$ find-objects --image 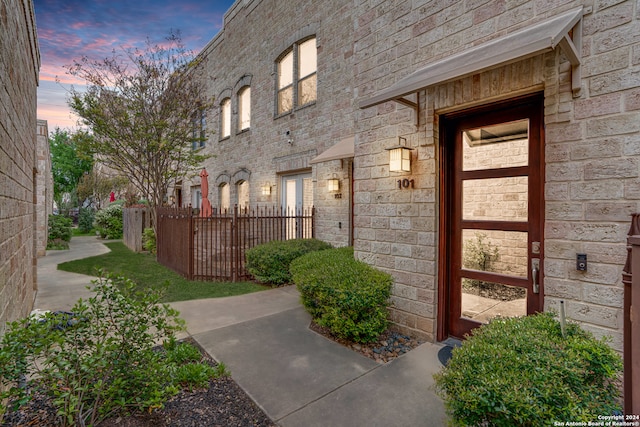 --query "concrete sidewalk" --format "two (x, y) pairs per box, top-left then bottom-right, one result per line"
(35, 235), (448, 426)
(34, 235), (113, 311)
